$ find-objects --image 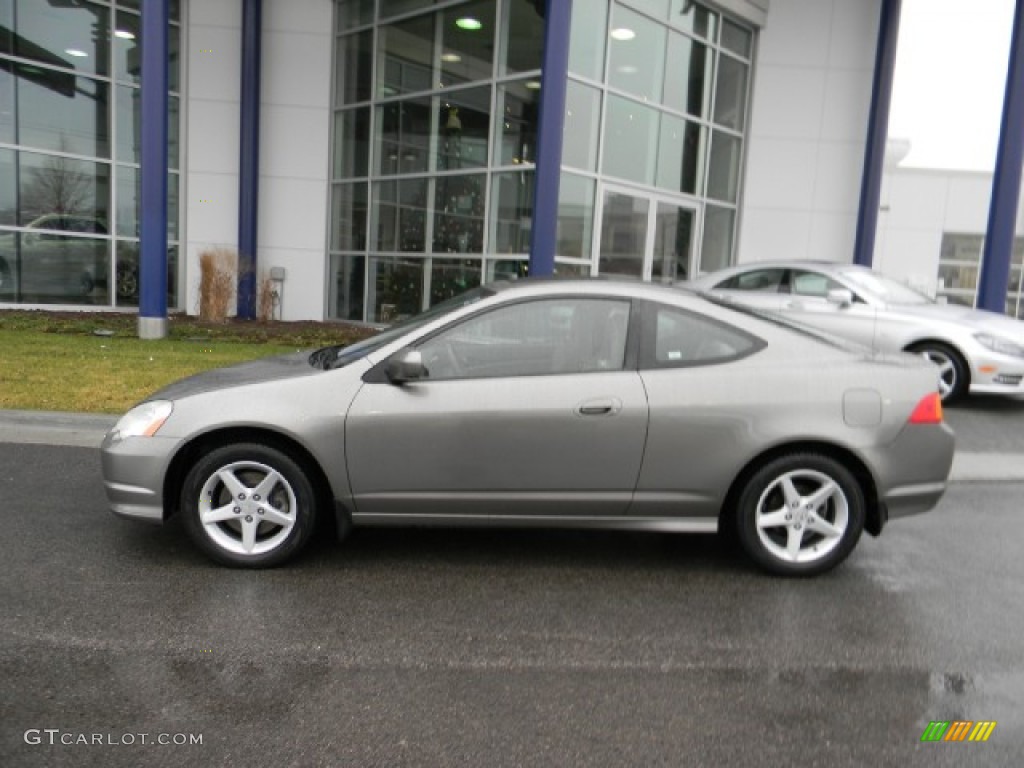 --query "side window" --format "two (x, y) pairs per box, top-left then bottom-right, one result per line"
(791, 270), (843, 298)
(416, 298), (631, 381)
(716, 268), (786, 292)
(641, 302), (761, 368)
